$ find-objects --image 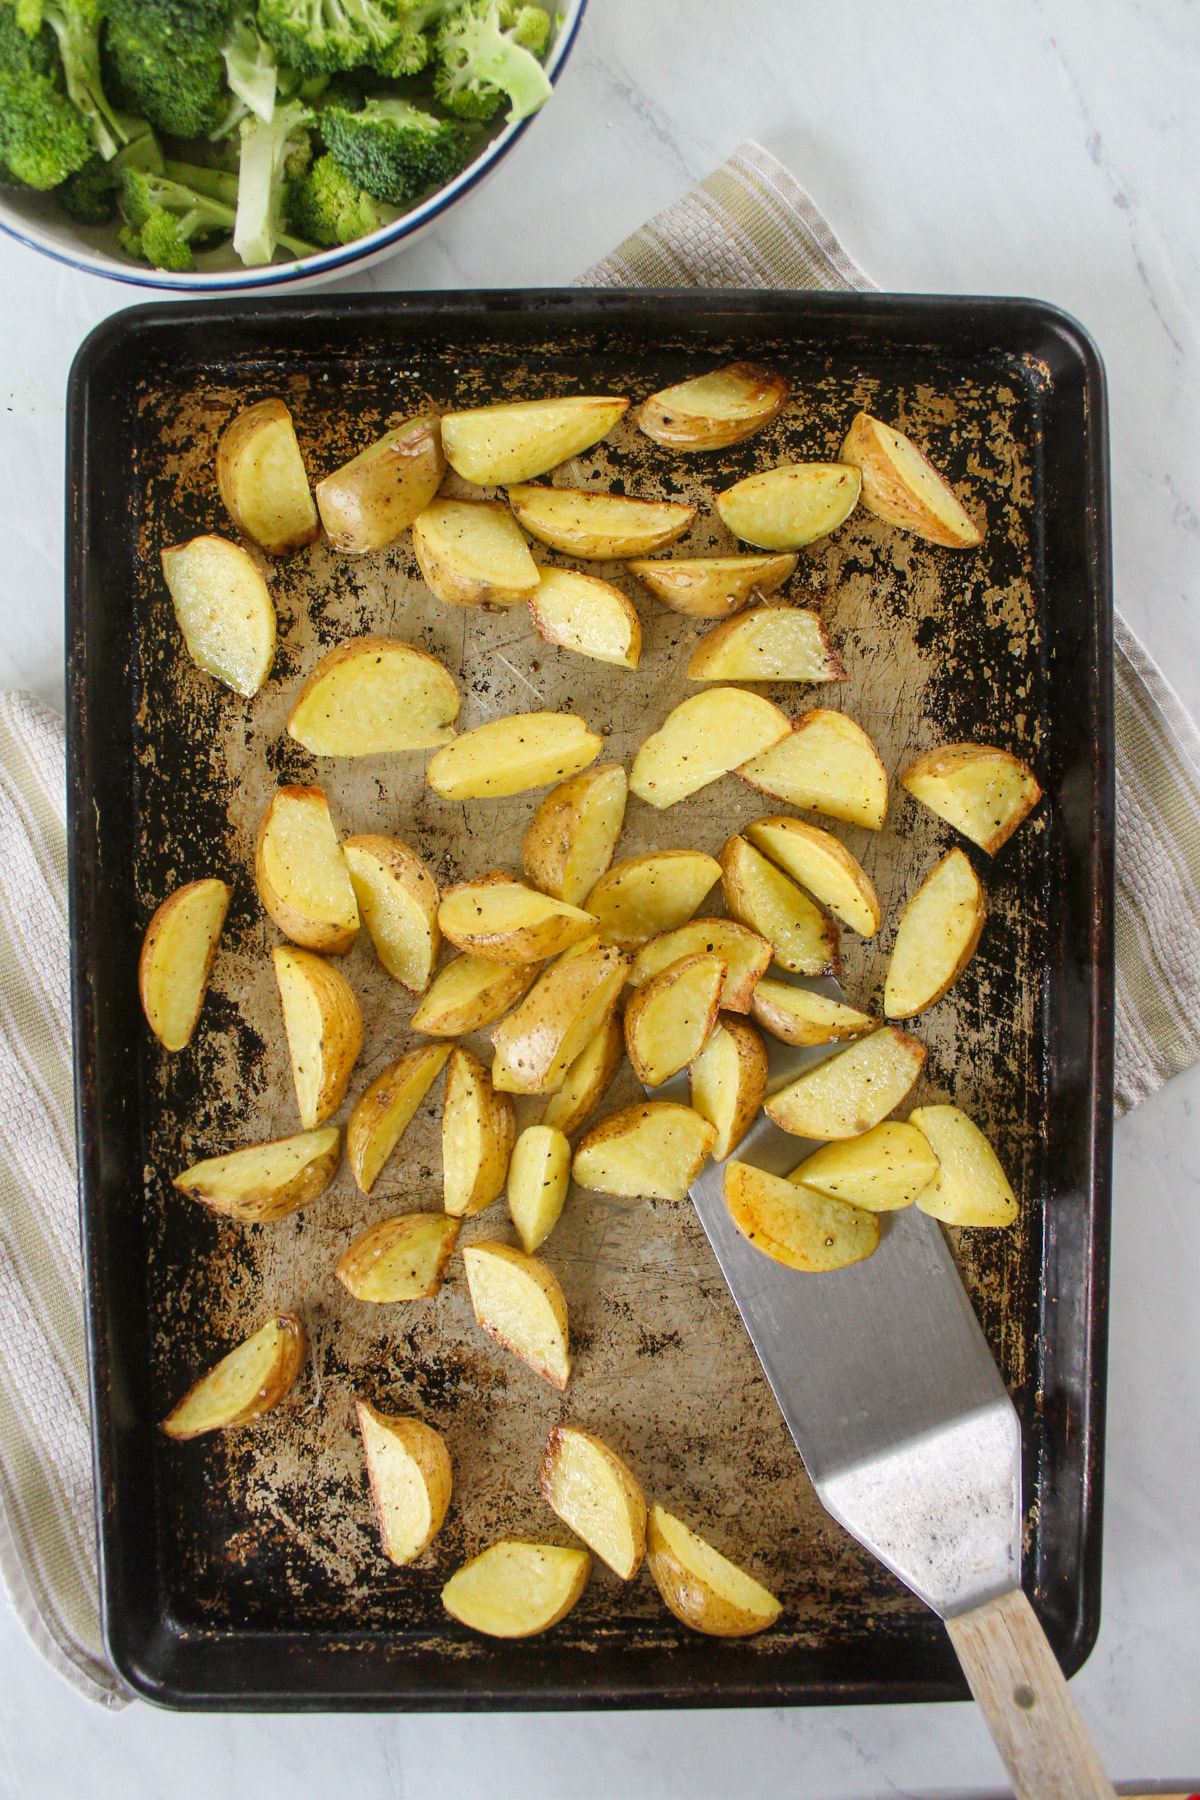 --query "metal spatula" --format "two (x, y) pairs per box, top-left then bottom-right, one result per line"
(655, 976), (1116, 1800)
